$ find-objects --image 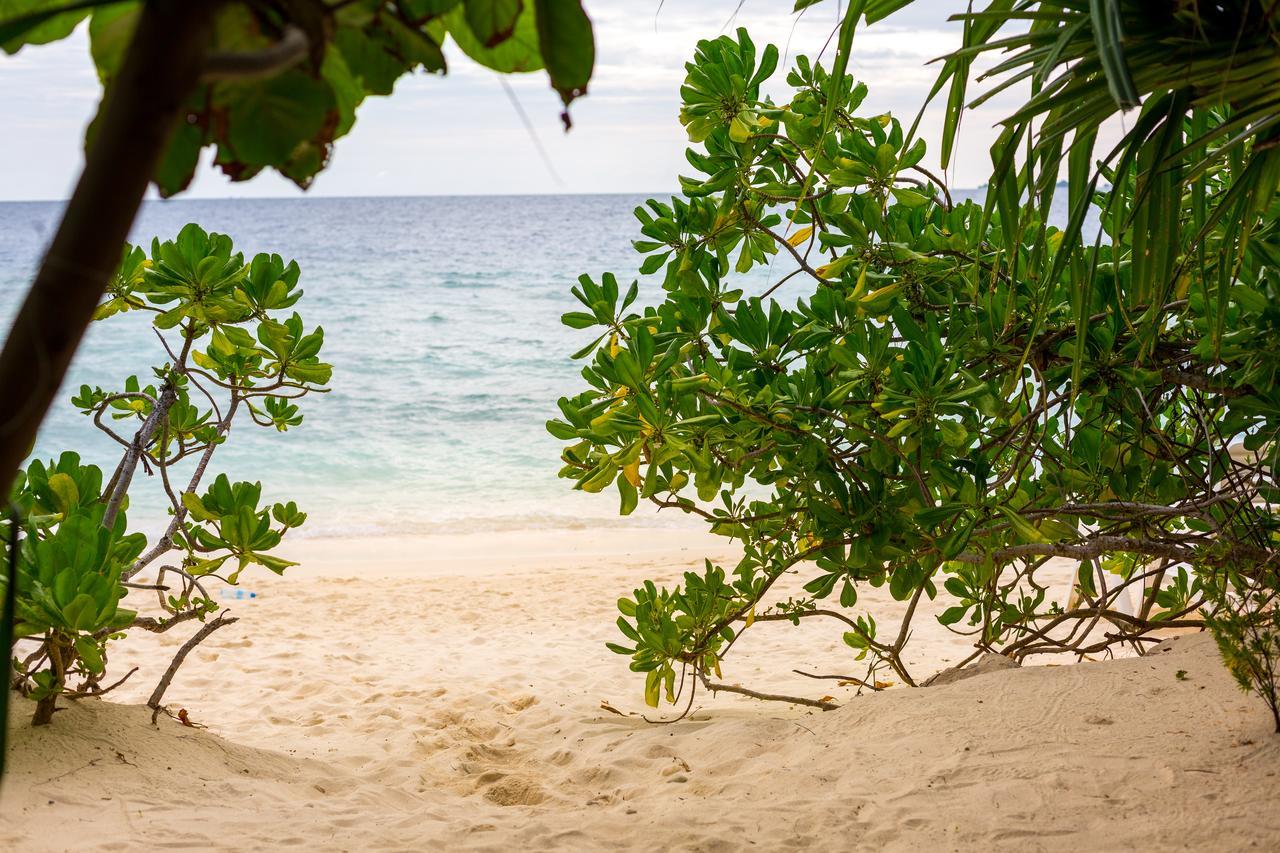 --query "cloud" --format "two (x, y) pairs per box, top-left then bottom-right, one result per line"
(0, 1), (1020, 200)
